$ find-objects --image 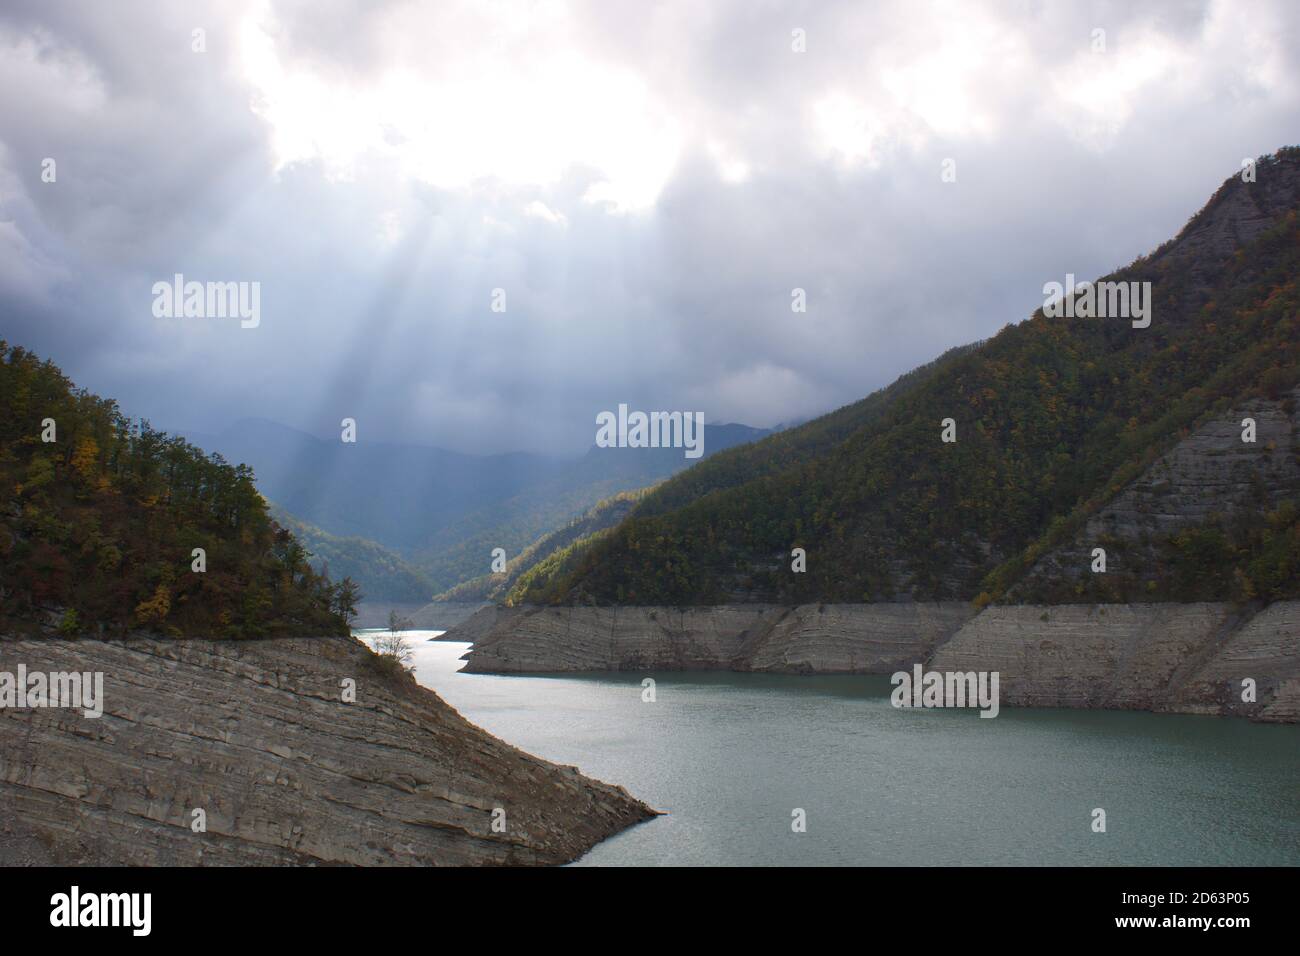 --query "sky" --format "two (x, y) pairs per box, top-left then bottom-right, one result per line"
(1, 0), (1297, 456)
